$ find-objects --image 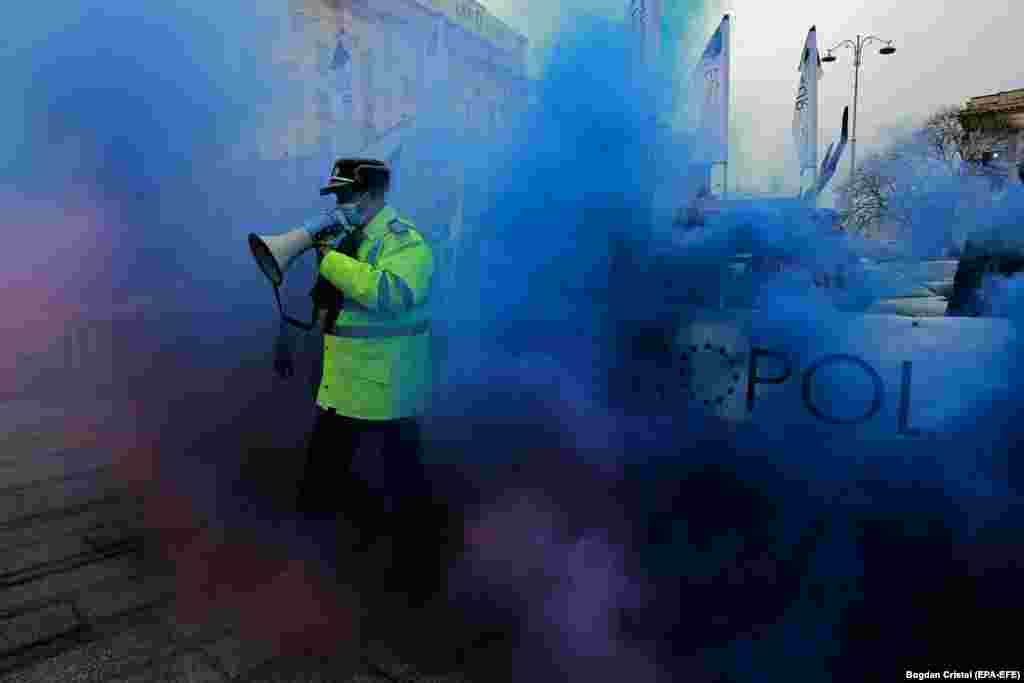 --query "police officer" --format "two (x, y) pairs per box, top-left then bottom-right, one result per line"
(287, 158), (443, 610)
